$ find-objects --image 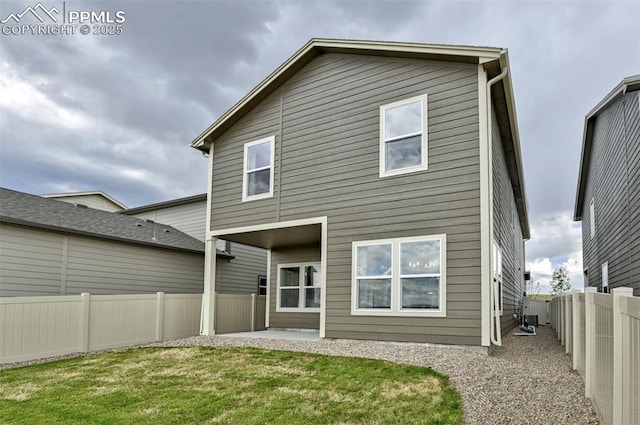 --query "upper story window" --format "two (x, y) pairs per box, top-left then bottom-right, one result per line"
(242, 136), (274, 202)
(589, 197), (595, 239)
(352, 234), (446, 317)
(379, 94), (428, 178)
